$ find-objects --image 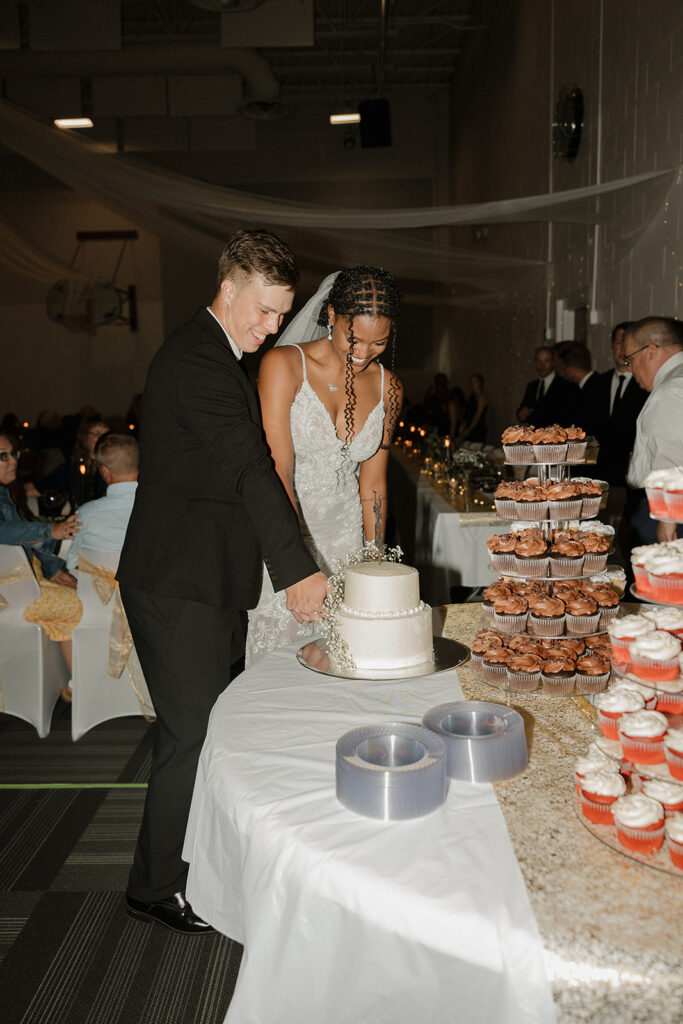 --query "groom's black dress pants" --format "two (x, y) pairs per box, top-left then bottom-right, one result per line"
(121, 583), (239, 903)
